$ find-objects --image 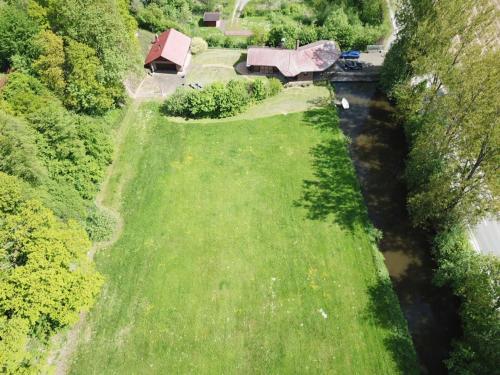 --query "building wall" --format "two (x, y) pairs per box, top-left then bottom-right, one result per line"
(204, 20), (219, 27)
